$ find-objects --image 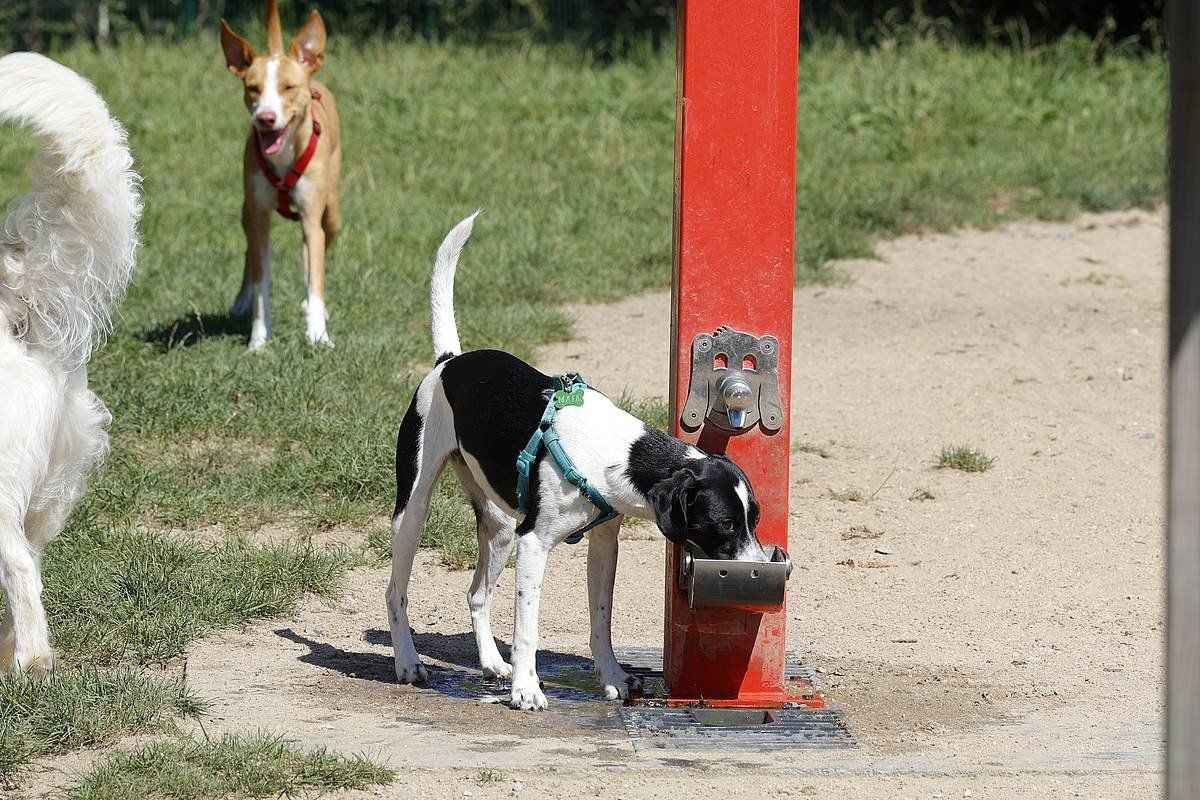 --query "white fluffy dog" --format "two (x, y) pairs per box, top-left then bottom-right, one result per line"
(0, 53), (140, 674)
